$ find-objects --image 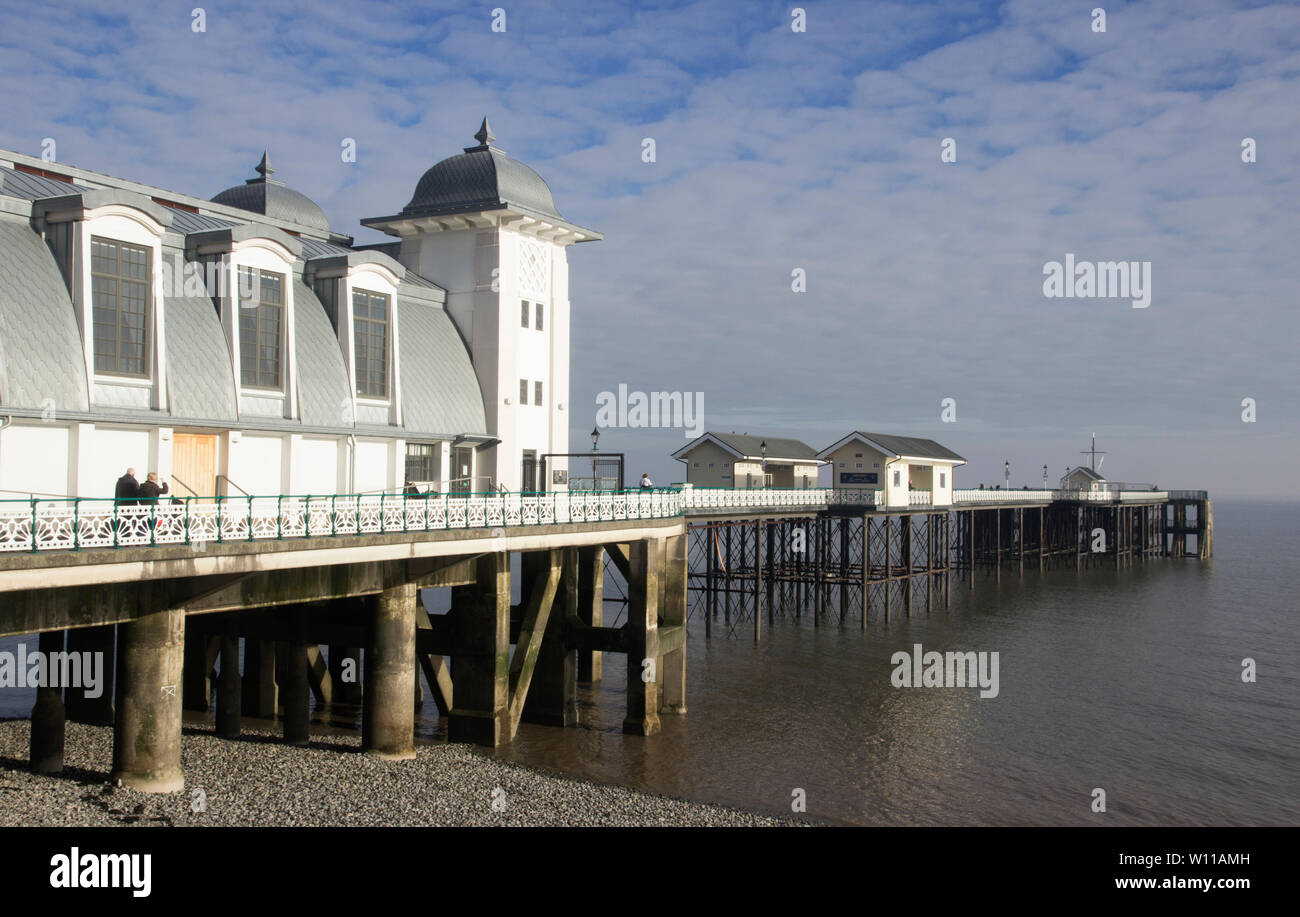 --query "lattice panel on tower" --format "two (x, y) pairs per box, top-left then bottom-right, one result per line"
(517, 236), (551, 300)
